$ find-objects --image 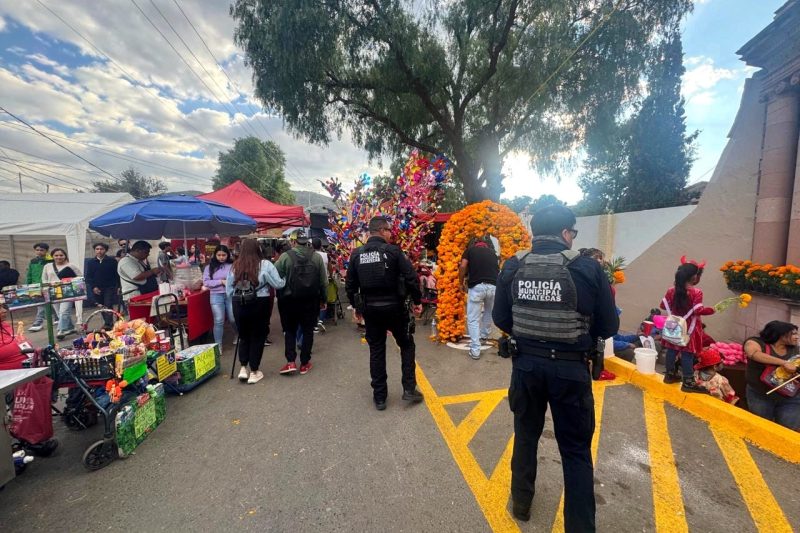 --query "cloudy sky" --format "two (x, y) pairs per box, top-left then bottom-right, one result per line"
(0, 0), (783, 203)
